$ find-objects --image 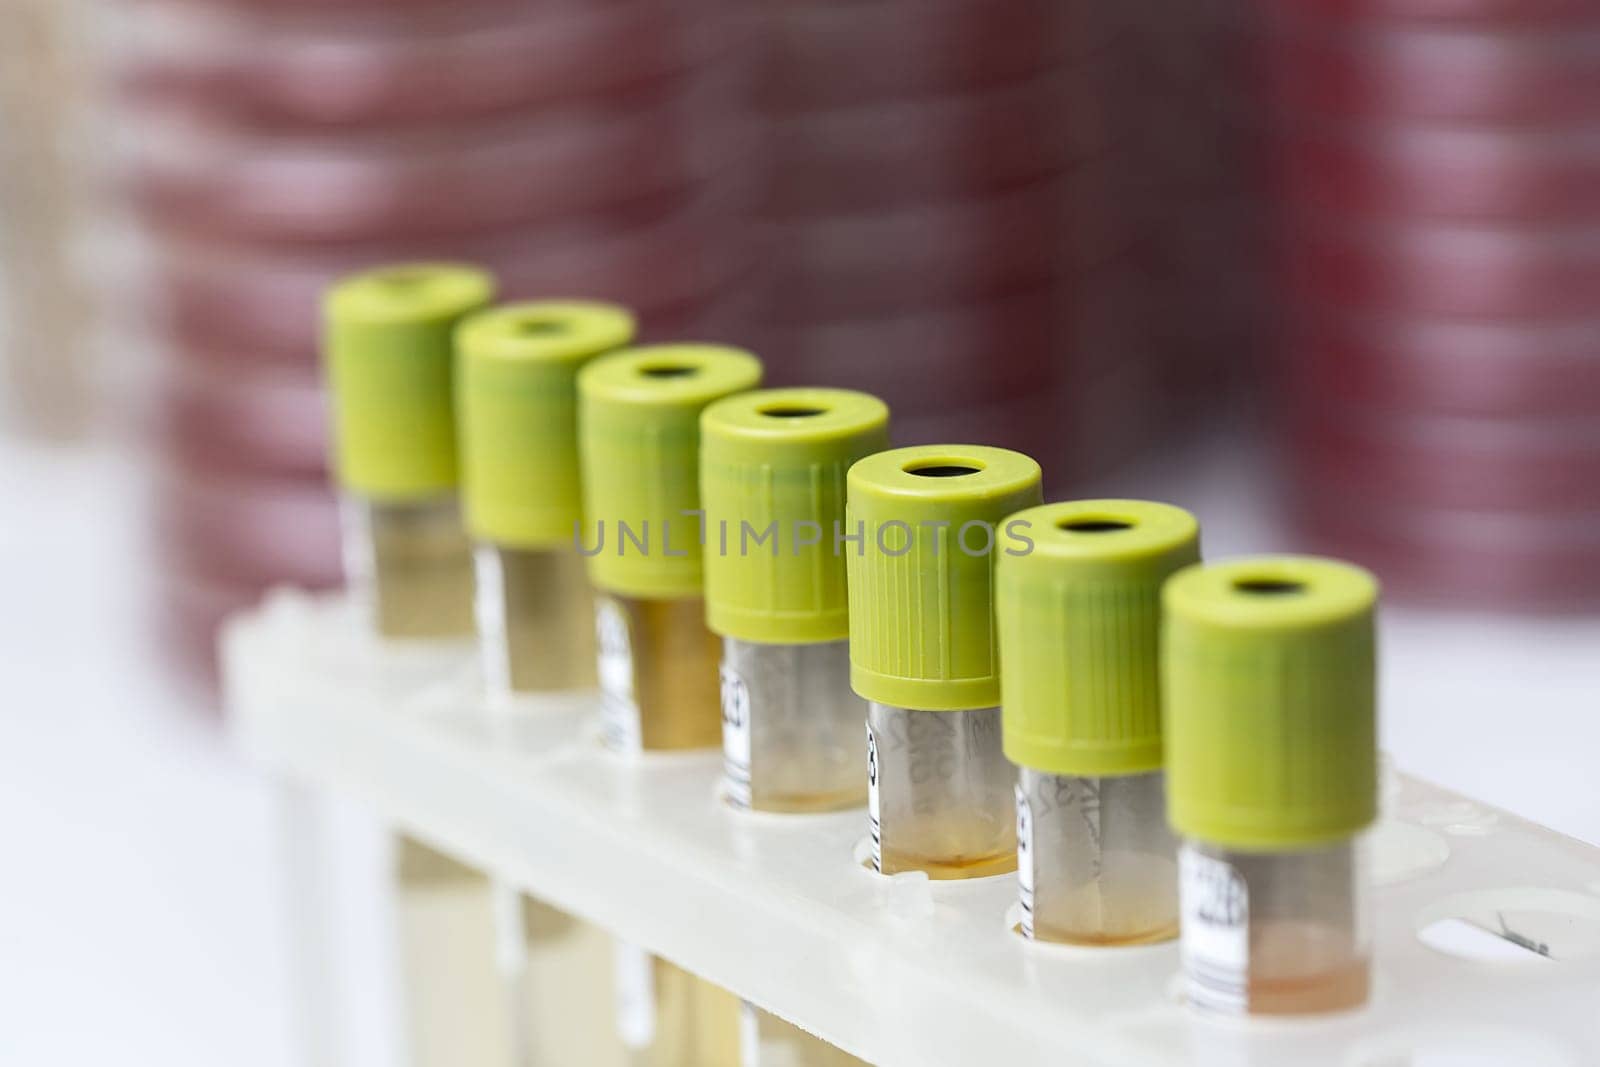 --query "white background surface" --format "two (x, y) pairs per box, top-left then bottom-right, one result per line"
(2, 433), (1596, 1066)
